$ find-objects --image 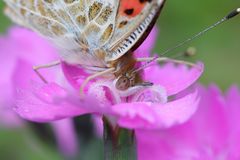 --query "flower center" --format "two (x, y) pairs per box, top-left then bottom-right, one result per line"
(88, 80), (167, 106)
